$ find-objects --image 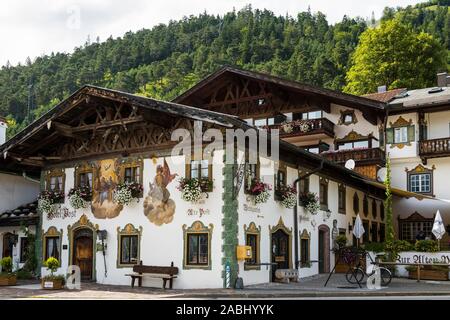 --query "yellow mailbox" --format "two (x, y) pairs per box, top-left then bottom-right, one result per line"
(236, 245), (252, 260)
